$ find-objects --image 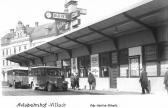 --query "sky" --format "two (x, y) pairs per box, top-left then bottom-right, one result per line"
(0, 0), (152, 38)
